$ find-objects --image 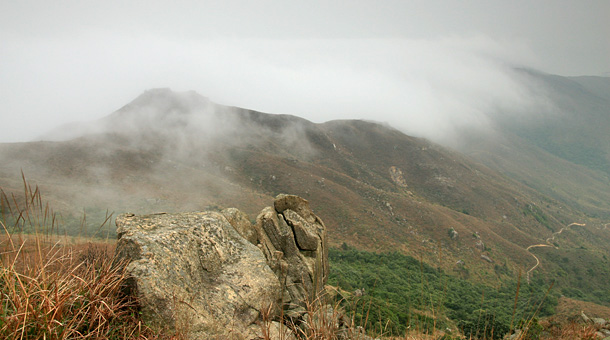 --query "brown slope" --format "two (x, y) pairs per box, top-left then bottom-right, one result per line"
(1, 89), (607, 290)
